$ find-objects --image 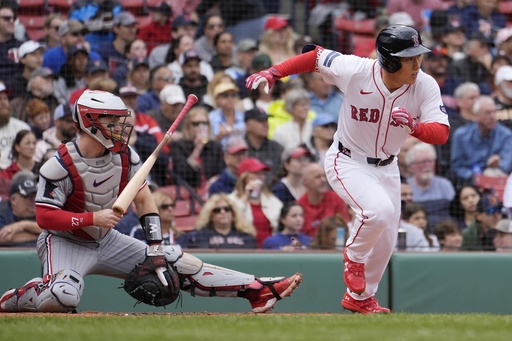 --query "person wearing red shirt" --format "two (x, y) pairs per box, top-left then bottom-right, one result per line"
(297, 162), (349, 237)
(137, 2), (173, 54)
